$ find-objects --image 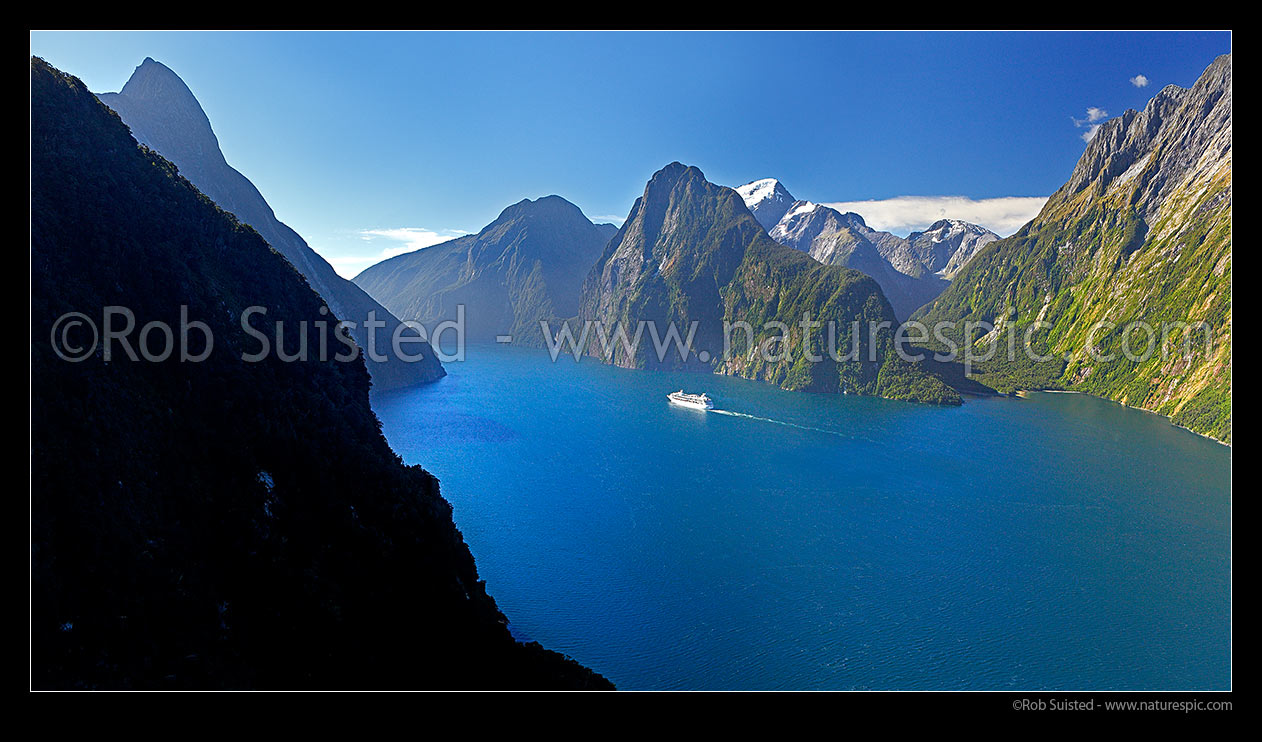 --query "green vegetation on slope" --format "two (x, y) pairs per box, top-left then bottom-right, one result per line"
(914, 56), (1231, 442)
(579, 163), (960, 405)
